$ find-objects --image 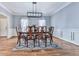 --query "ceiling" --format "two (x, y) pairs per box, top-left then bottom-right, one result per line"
(0, 2), (71, 16)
